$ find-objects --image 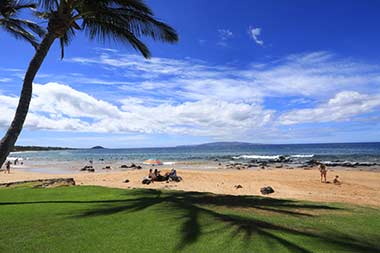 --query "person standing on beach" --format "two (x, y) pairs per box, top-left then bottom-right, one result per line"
(4, 160), (11, 174)
(319, 163), (327, 183)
